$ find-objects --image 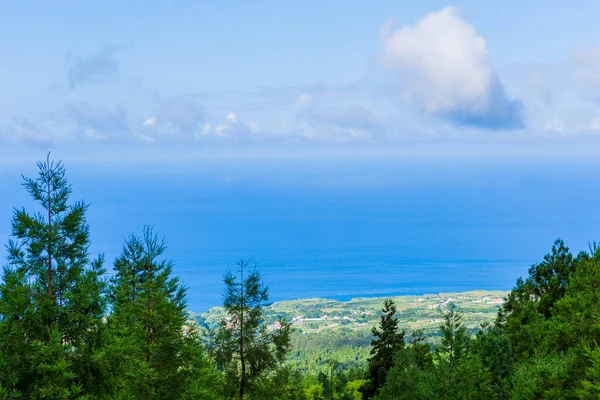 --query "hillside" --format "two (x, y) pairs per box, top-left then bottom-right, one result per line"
(193, 290), (507, 372)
